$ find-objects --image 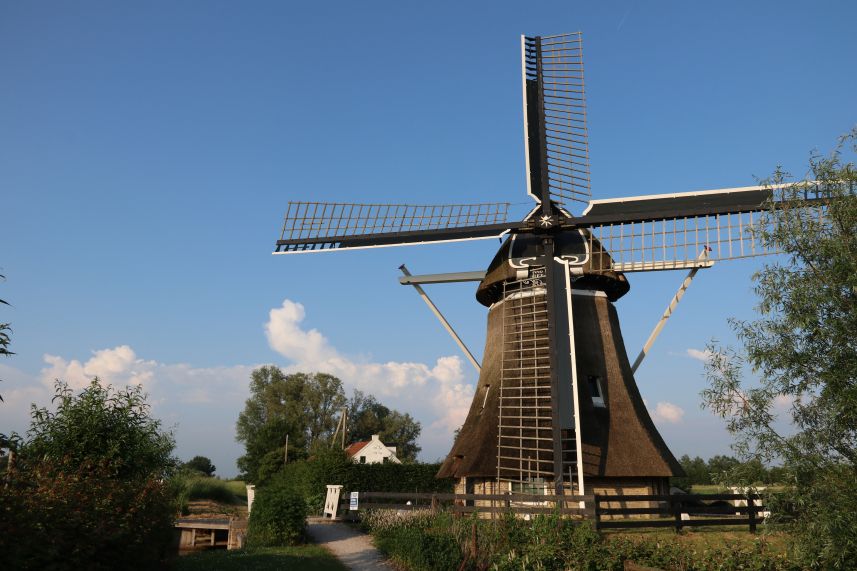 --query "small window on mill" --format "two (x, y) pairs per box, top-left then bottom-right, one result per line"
(588, 375), (605, 408)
